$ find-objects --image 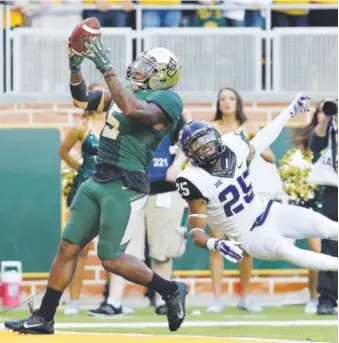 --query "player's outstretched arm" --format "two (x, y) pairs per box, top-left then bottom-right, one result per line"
(68, 43), (109, 112)
(249, 93), (309, 160)
(82, 37), (169, 125)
